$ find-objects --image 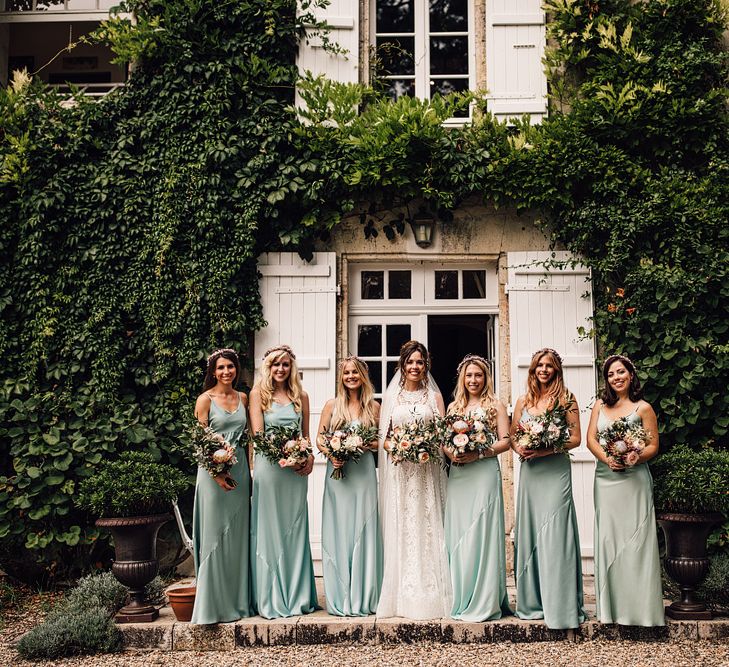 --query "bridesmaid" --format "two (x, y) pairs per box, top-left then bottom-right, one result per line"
(587, 354), (664, 626)
(316, 356), (383, 616)
(511, 347), (585, 629)
(249, 345), (318, 619)
(444, 354), (512, 621)
(191, 348), (253, 624)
